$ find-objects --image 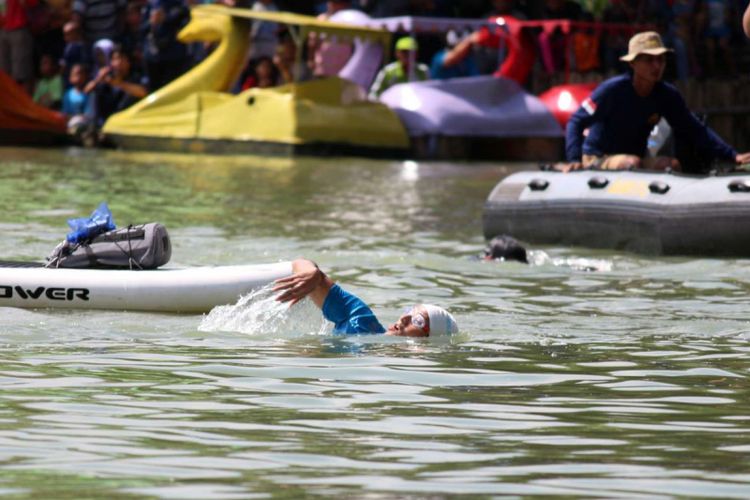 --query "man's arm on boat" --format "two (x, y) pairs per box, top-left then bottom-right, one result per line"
(662, 87), (743, 164)
(565, 98), (599, 162)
